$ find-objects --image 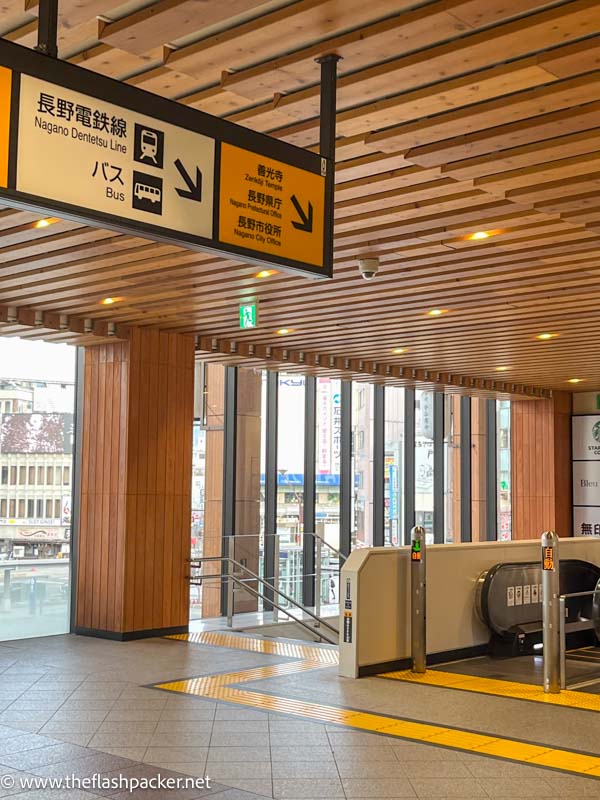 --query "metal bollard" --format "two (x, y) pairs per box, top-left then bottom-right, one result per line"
(411, 525), (427, 674)
(541, 531), (560, 694)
